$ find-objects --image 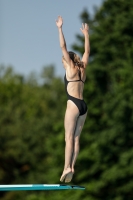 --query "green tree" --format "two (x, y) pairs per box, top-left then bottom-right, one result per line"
(0, 65), (66, 200)
(72, 1), (133, 200)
